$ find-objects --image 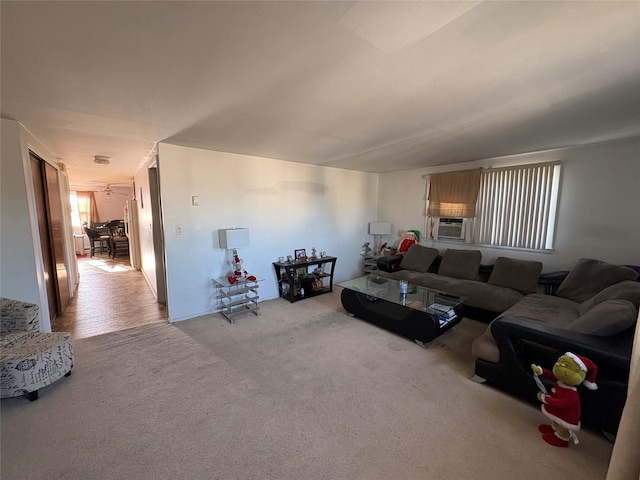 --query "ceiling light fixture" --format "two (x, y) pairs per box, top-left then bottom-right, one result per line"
(94, 155), (110, 165)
